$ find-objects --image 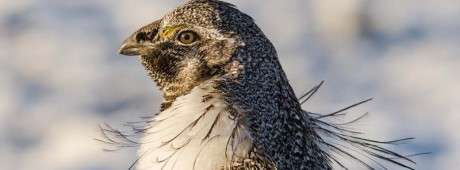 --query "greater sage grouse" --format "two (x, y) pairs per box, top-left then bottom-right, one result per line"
(104, 0), (418, 169)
